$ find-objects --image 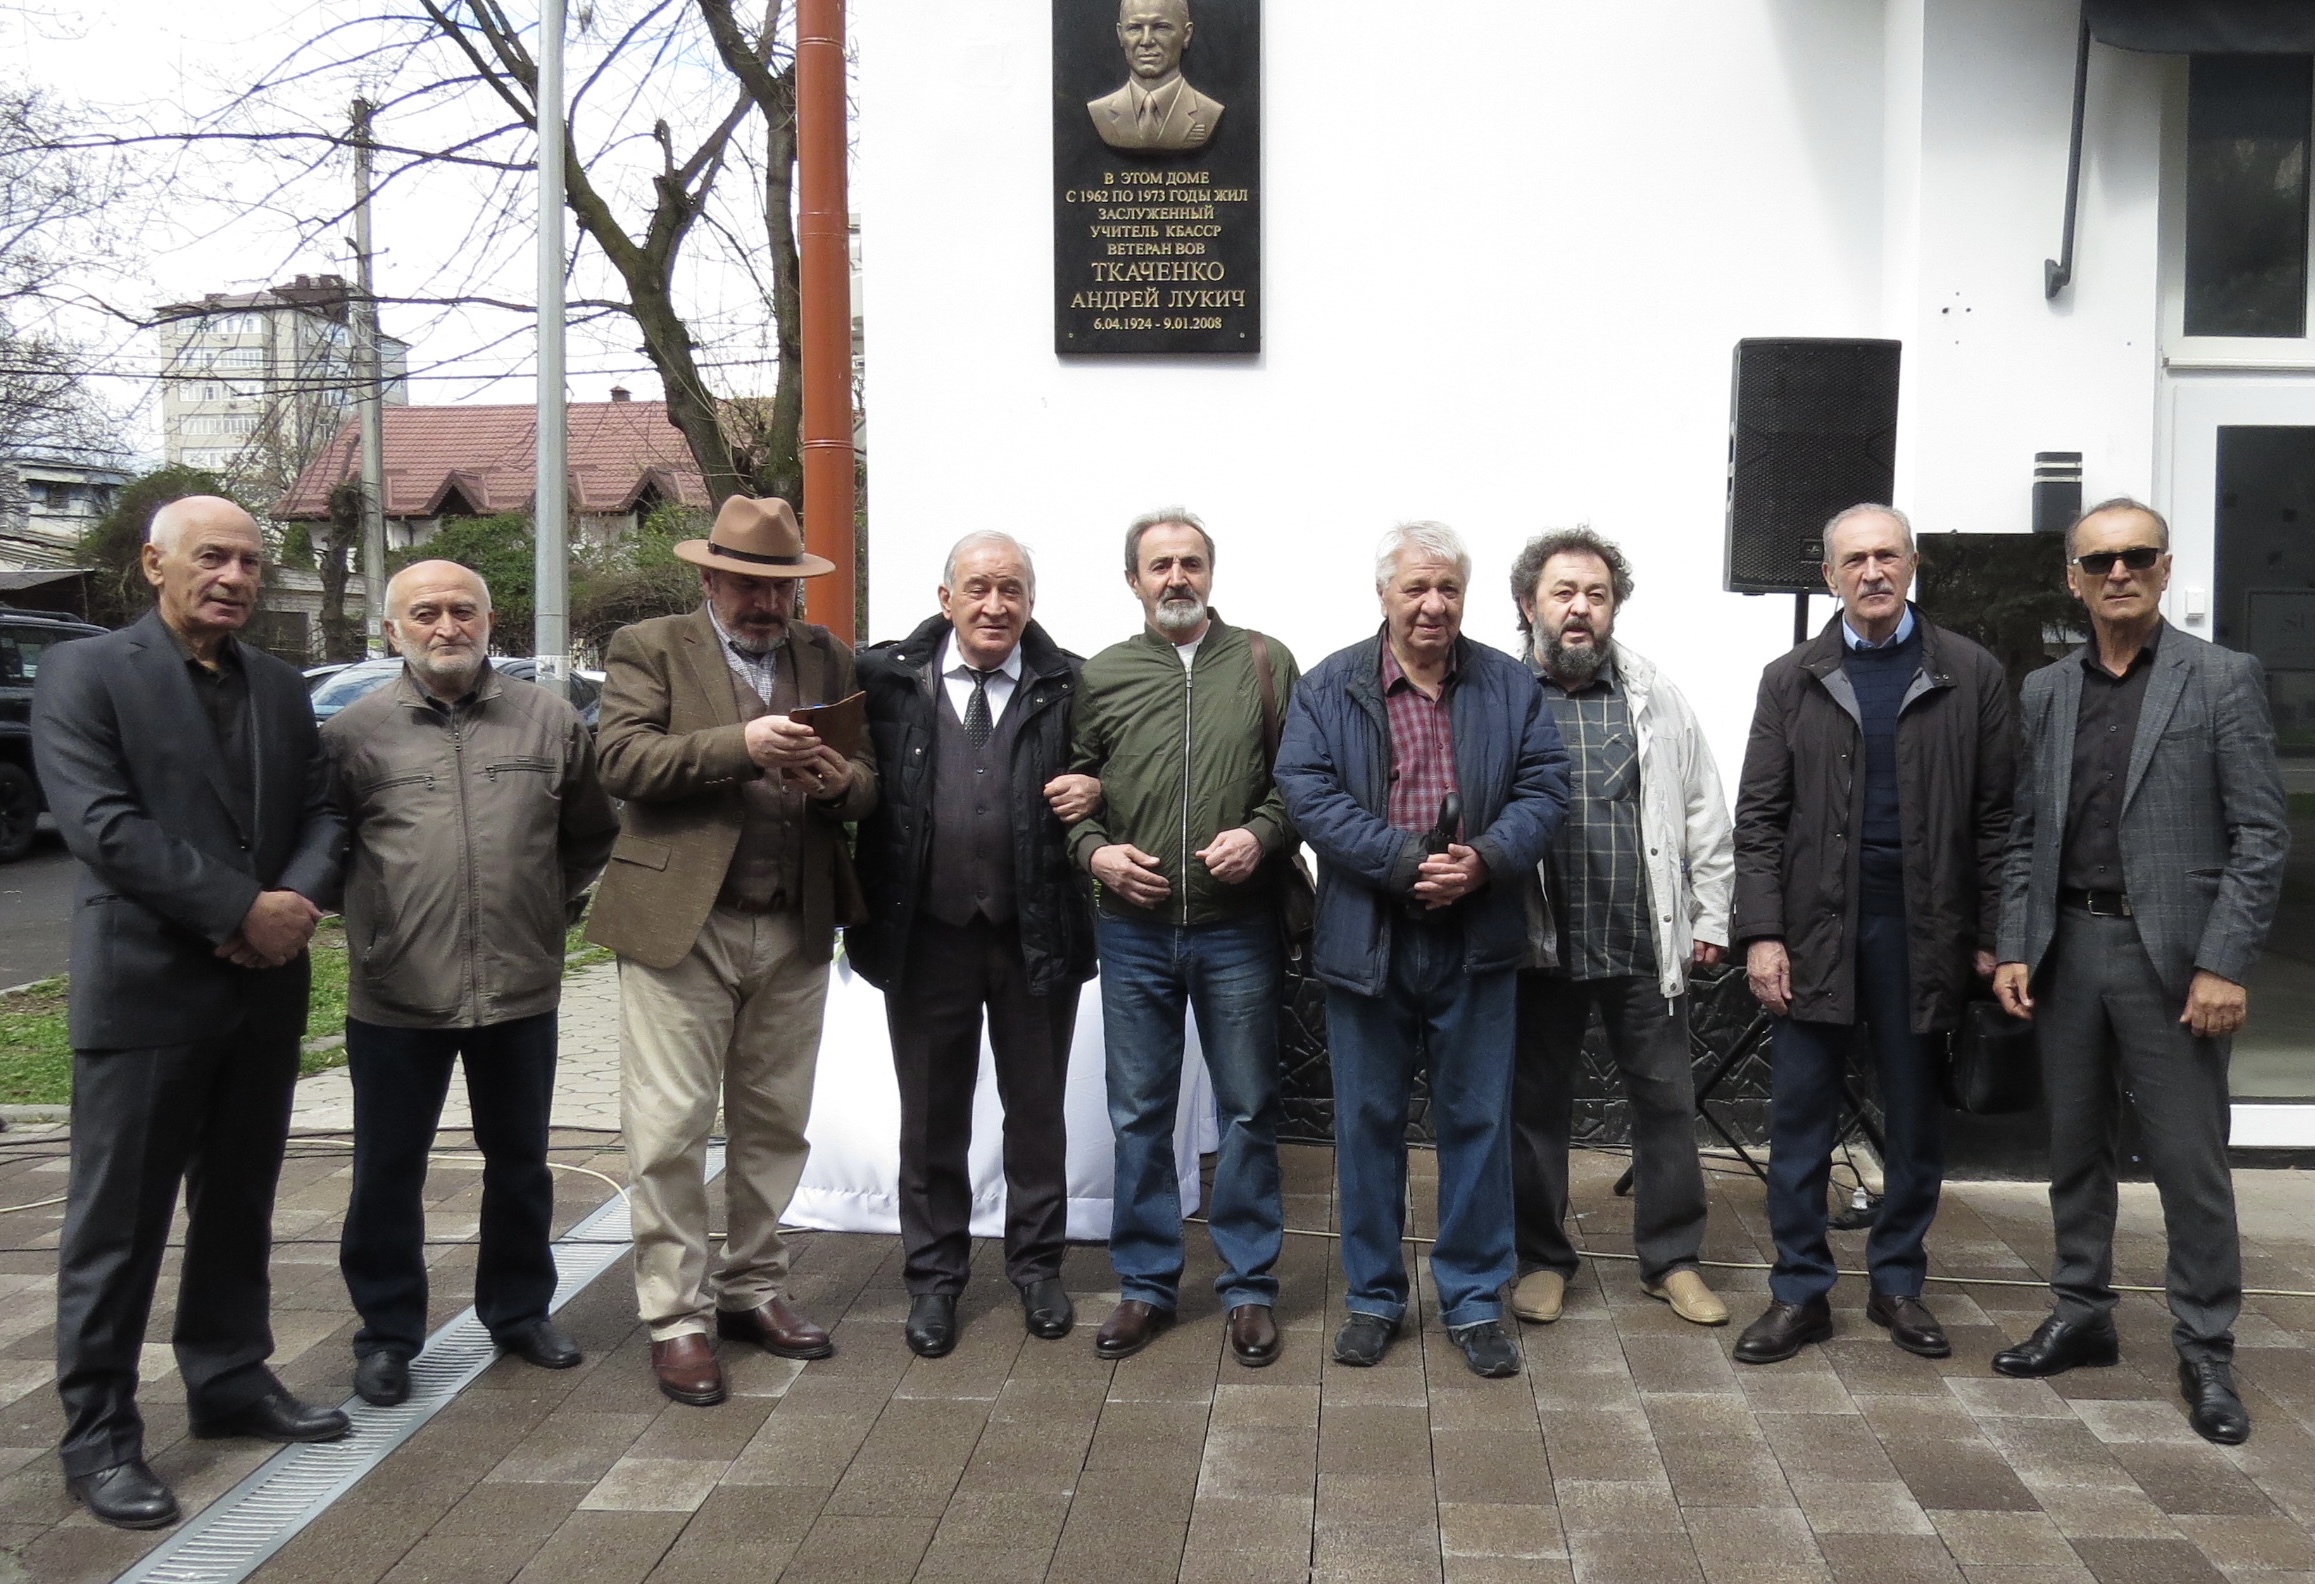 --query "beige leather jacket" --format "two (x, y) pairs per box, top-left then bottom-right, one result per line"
(323, 664), (619, 1028)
